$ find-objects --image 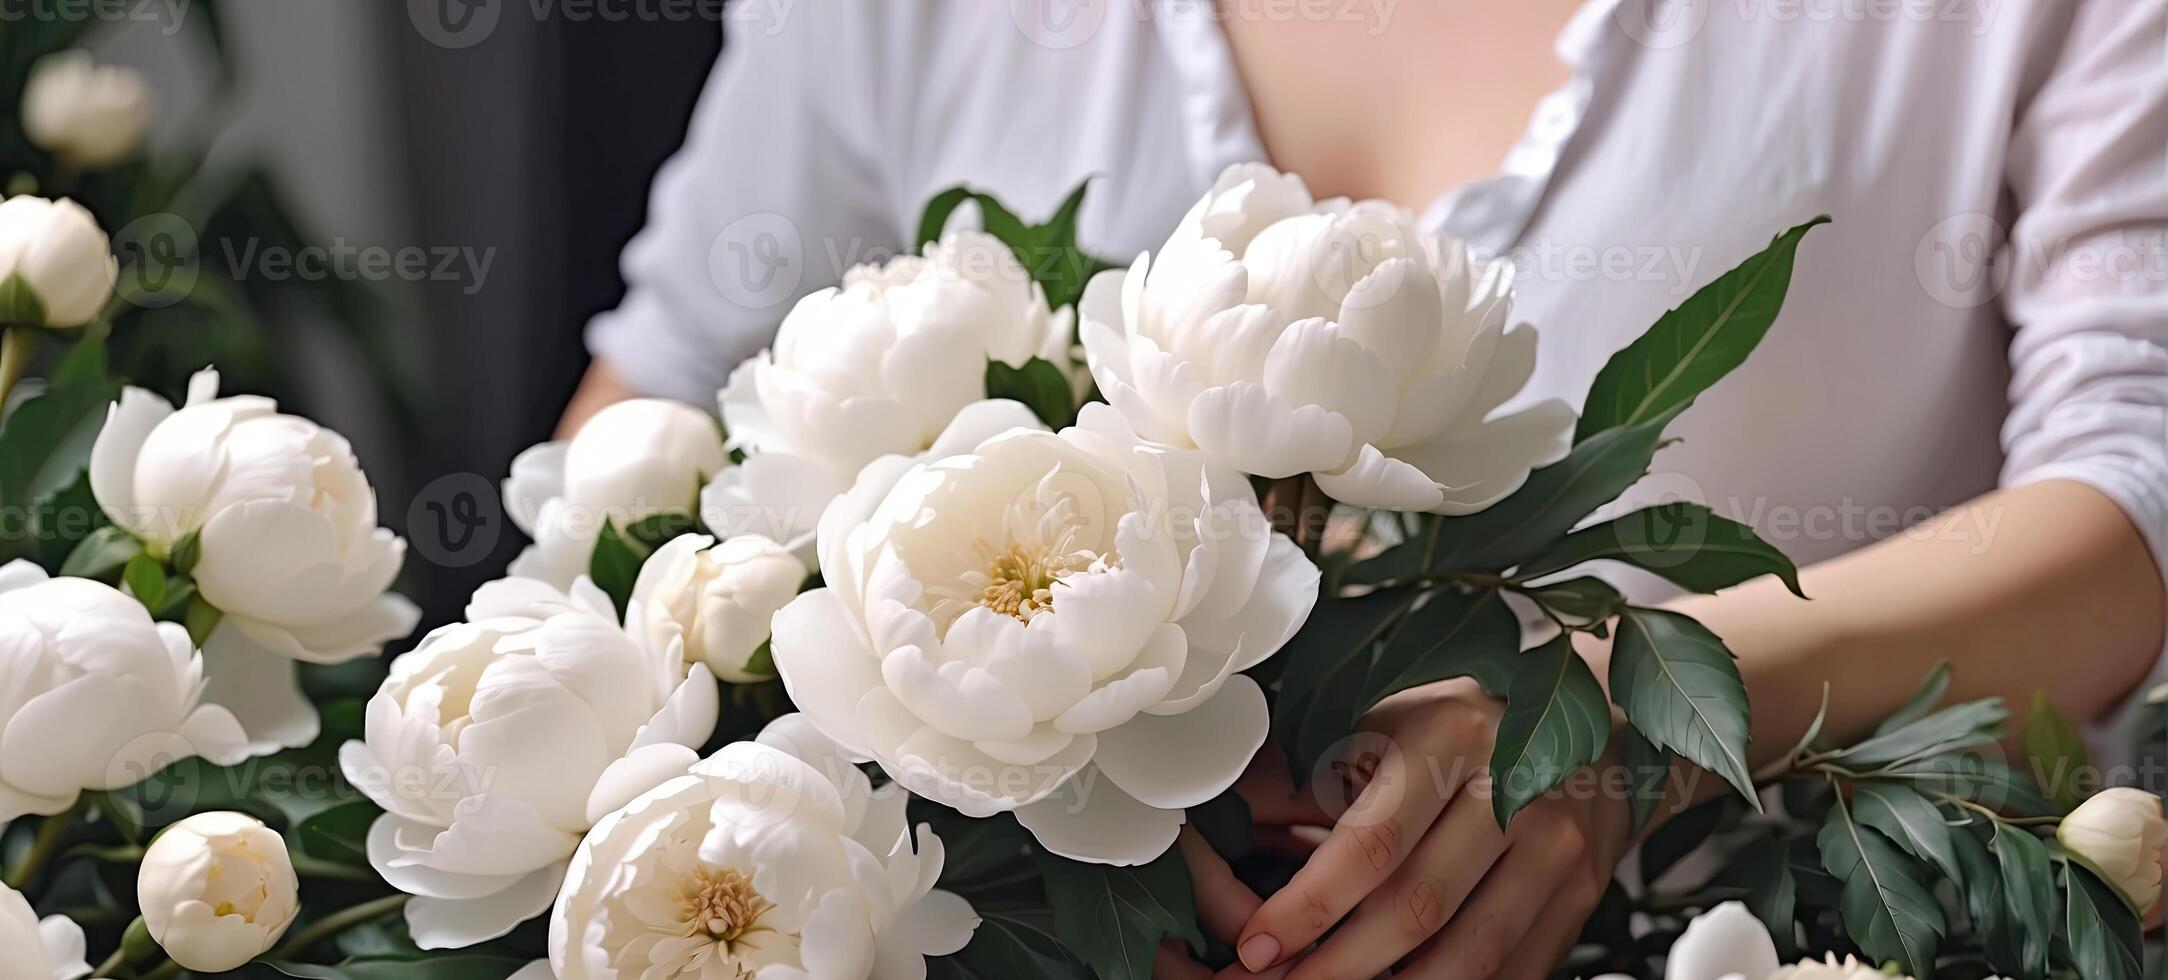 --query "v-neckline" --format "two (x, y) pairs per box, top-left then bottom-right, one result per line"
(1156, 0), (1629, 254)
